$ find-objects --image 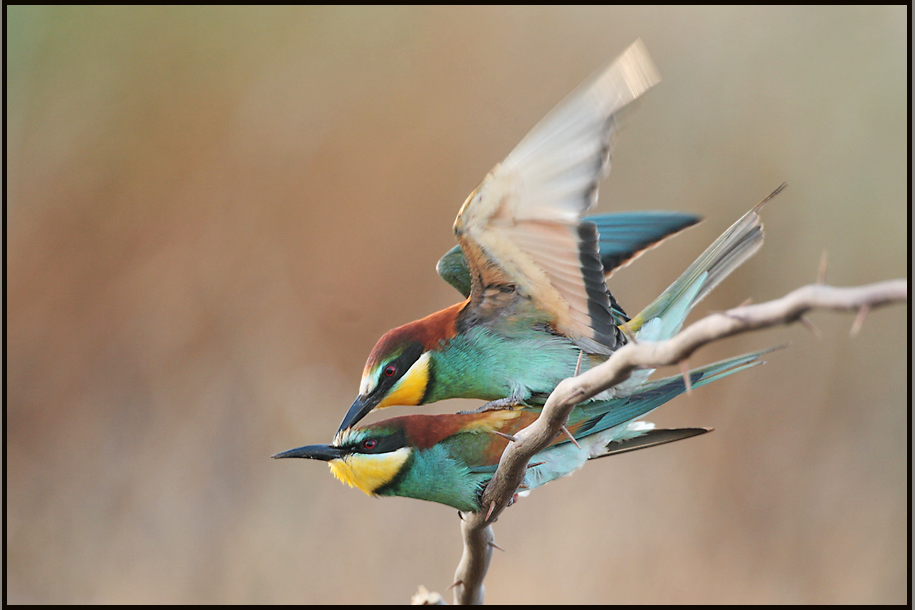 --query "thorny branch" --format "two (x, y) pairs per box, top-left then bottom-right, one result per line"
(432, 278), (907, 605)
